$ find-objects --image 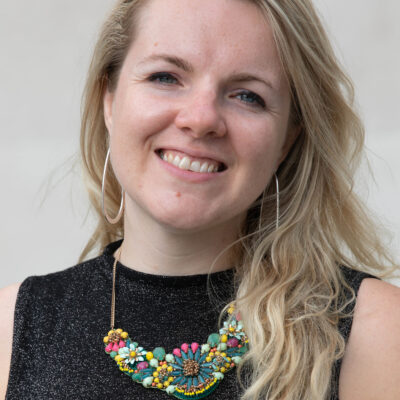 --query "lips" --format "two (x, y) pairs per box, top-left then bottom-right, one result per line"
(156, 149), (227, 173)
